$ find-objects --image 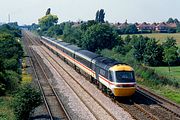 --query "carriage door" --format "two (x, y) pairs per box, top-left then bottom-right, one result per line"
(95, 65), (99, 81)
